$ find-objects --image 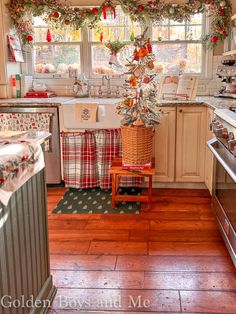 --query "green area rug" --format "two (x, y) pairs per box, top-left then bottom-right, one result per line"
(52, 187), (141, 214)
